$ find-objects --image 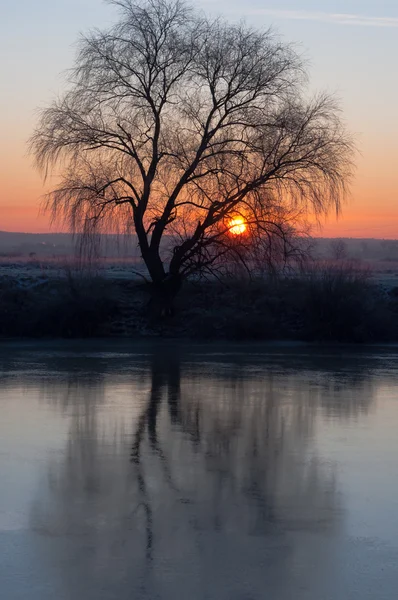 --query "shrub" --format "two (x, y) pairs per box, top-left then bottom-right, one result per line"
(0, 275), (118, 338)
